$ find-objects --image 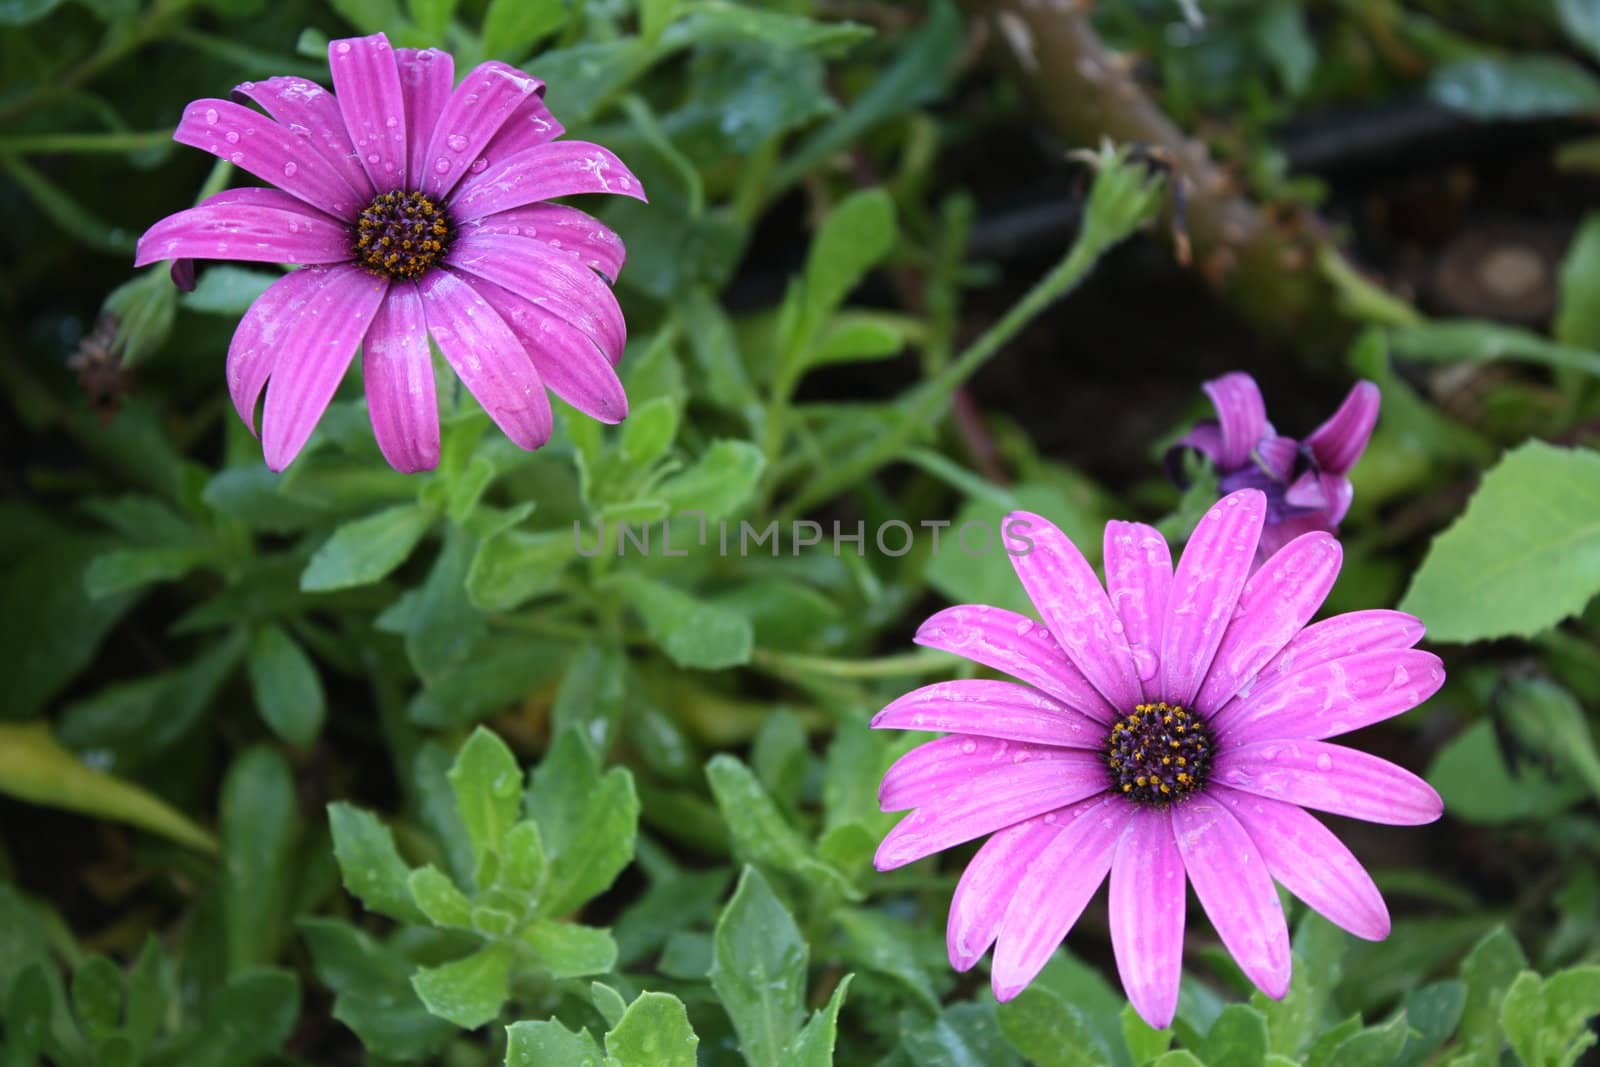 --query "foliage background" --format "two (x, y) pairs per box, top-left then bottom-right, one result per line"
(3, 0), (1600, 1064)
